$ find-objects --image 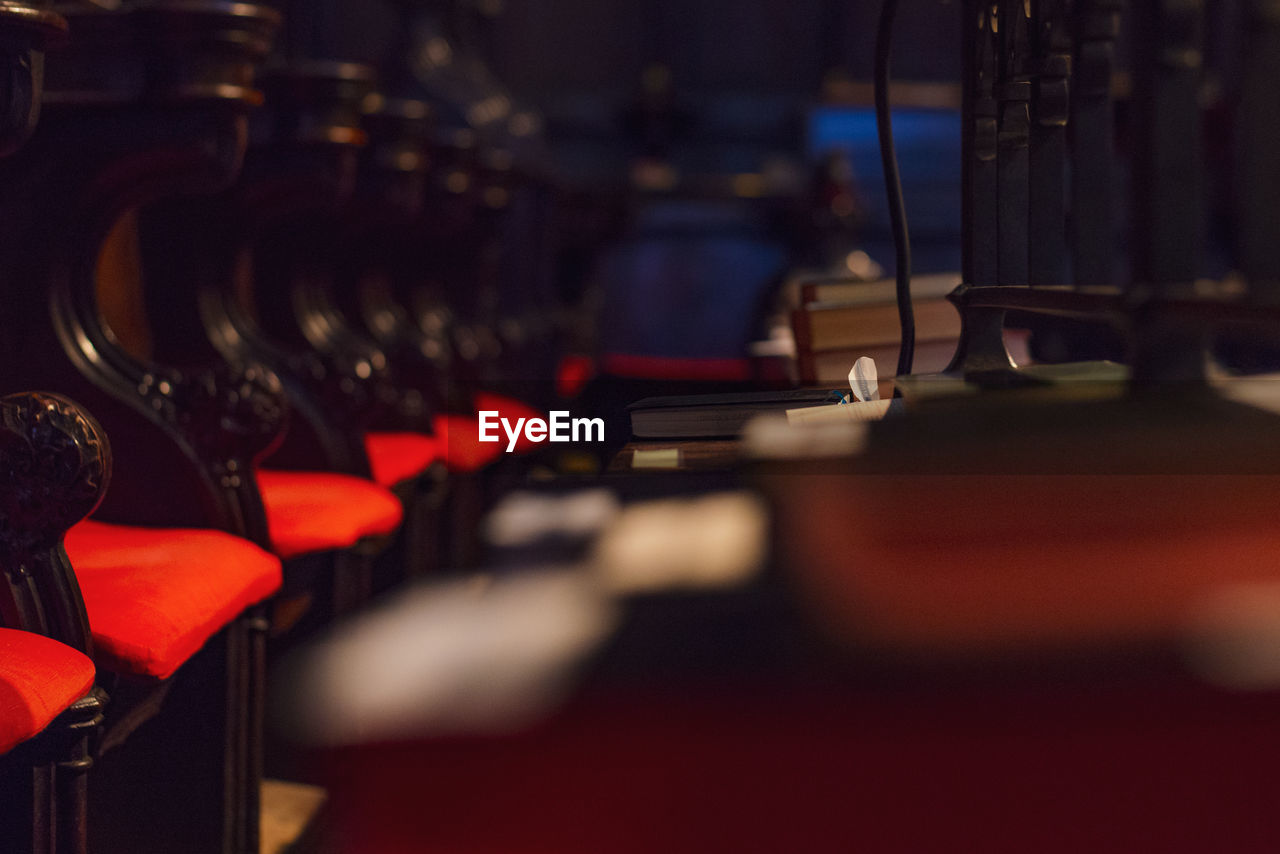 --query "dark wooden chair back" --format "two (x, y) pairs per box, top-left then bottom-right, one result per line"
(0, 1), (283, 540)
